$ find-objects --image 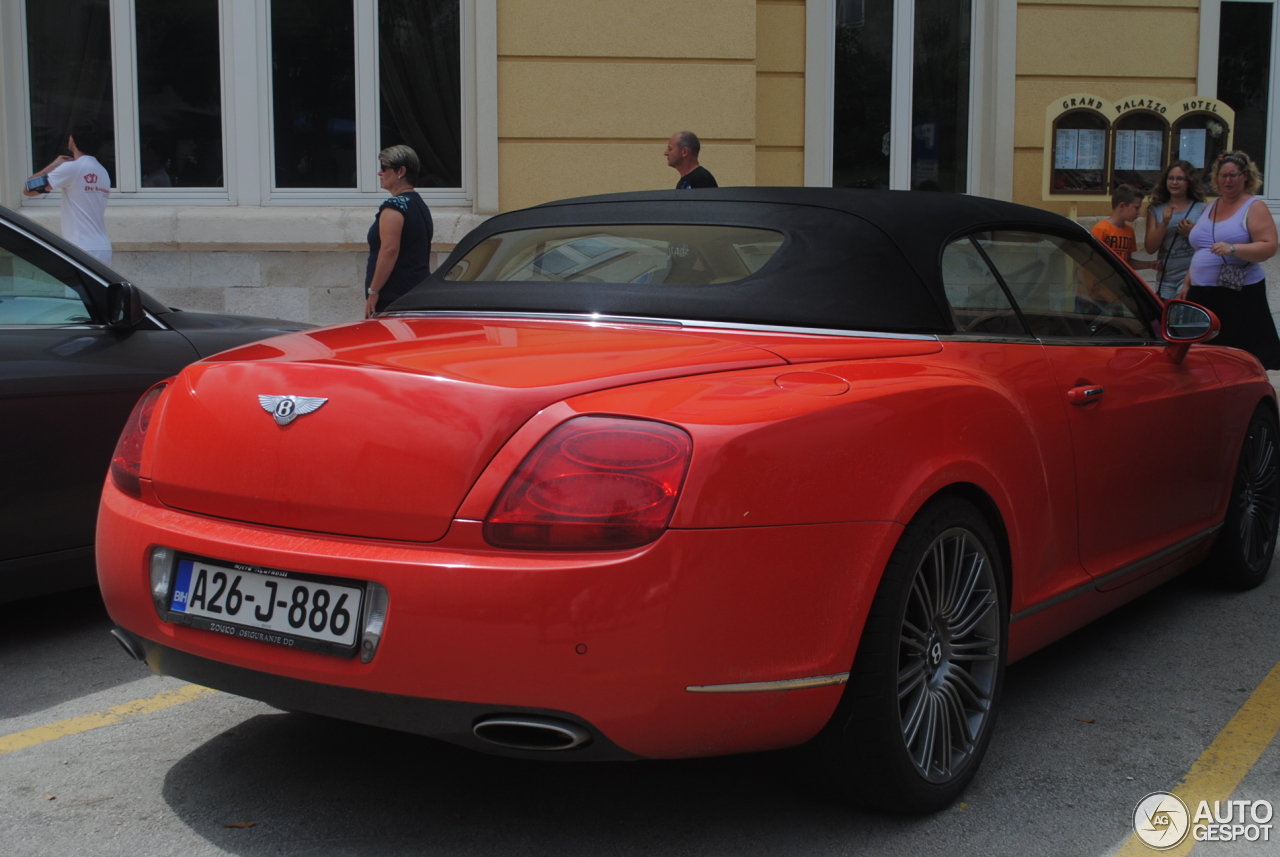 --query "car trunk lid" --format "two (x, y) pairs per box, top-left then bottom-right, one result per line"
(147, 318), (785, 542)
